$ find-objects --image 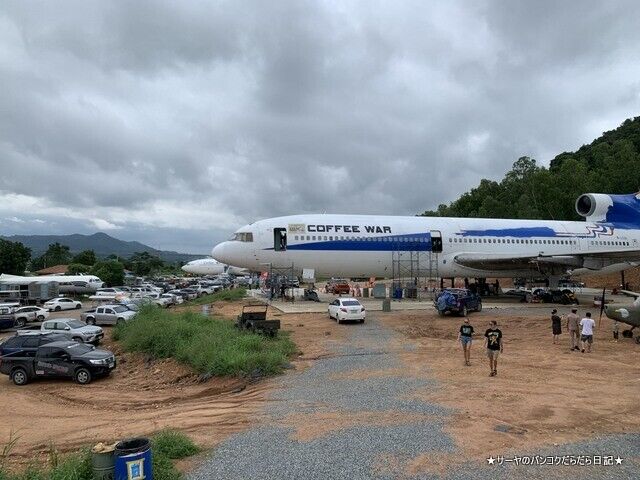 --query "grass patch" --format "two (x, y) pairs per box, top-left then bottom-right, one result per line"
(0, 431), (199, 480)
(181, 287), (247, 306)
(114, 304), (296, 377)
(152, 430), (199, 460)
